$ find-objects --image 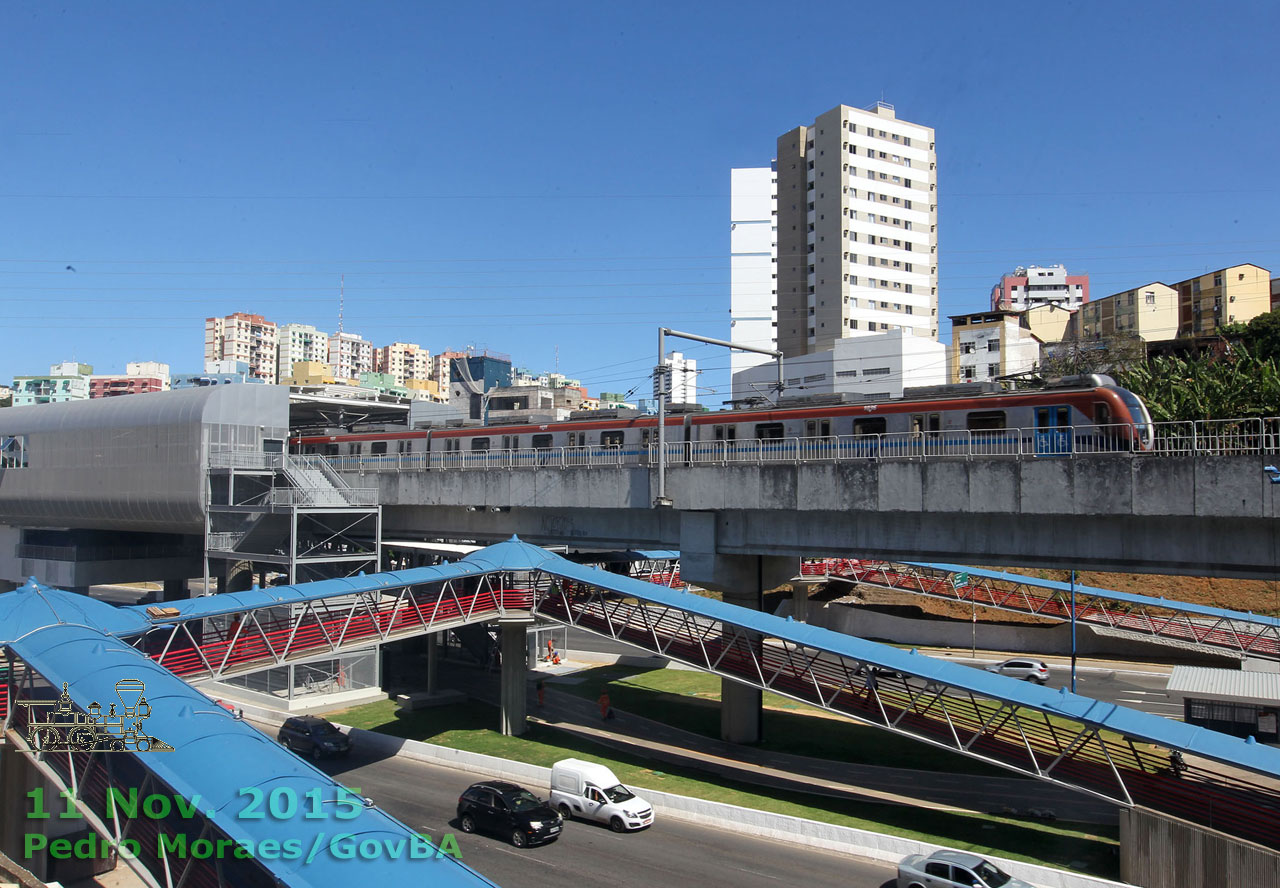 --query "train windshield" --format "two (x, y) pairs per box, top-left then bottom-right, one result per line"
(1109, 387), (1153, 447)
